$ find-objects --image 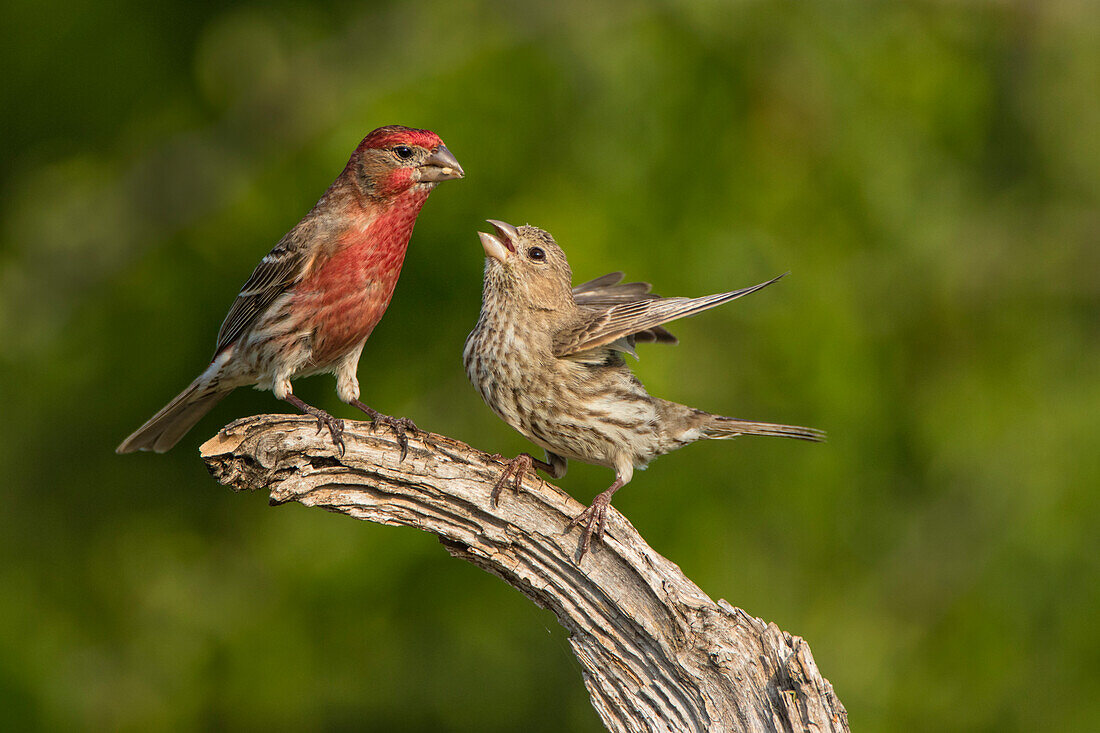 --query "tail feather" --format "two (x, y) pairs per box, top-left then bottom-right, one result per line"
(116, 378), (231, 453)
(702, 416), (825, 442)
